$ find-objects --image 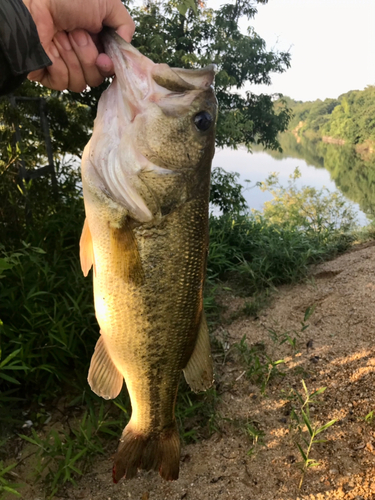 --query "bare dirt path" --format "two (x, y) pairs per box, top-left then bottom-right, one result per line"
(41, 241), (375, 499)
